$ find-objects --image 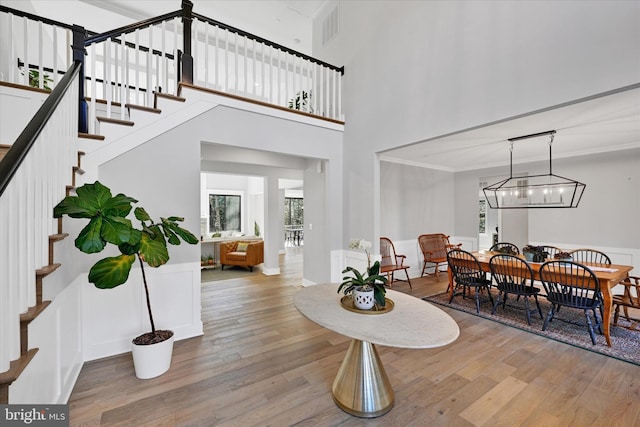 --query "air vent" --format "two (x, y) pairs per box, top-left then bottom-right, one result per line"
(322, 5), (339, 46)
